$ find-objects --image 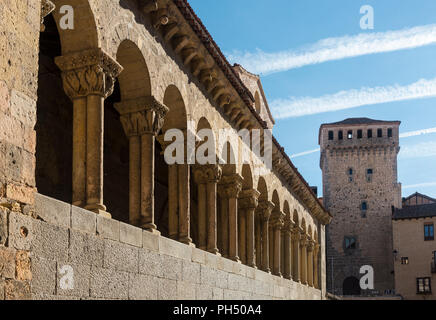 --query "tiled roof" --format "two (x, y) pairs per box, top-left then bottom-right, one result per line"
(322, 118), (400, 126)
(393, 203), (436, 220)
